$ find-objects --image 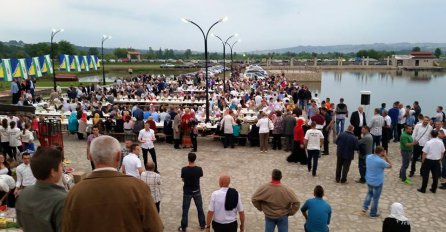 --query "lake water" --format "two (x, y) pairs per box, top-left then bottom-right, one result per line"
(313, 70), (446, 118)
